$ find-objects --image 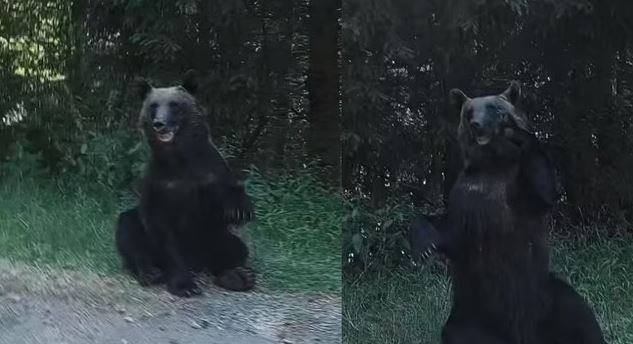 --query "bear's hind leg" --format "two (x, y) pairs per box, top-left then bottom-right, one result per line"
(442, 321), (509, 344)
(206, 233), (254, 291)
(542, 274), (607, 344)
(441, 308), (511, 344)
(163, 242), (202, 297)
(115, 208), (164, 286)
